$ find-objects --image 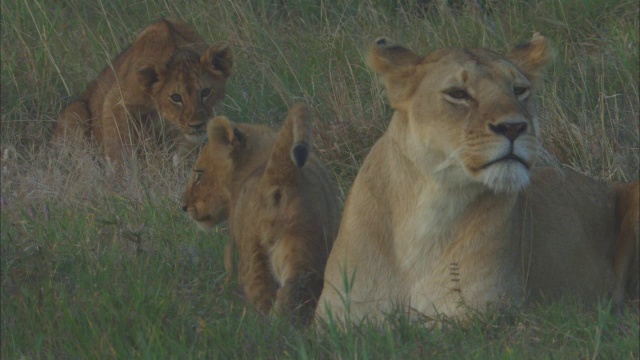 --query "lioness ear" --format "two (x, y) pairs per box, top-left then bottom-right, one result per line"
(136, 59), (165, 92)
(367, 37), (423, 108)
(207, 116), (244, 151)
(202, 42), (233, 79)
(506, 33), (553, 84)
